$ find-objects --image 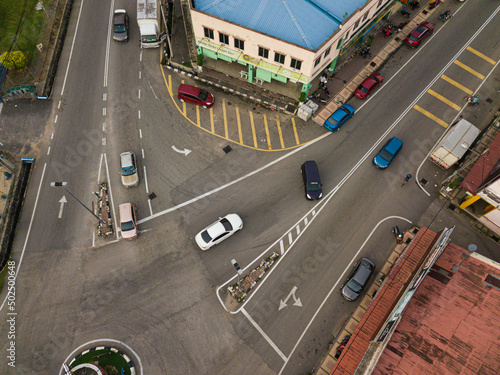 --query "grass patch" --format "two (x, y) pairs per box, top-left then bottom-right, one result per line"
(0, 260), (12, 294)
(70, 349), (131, 375)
